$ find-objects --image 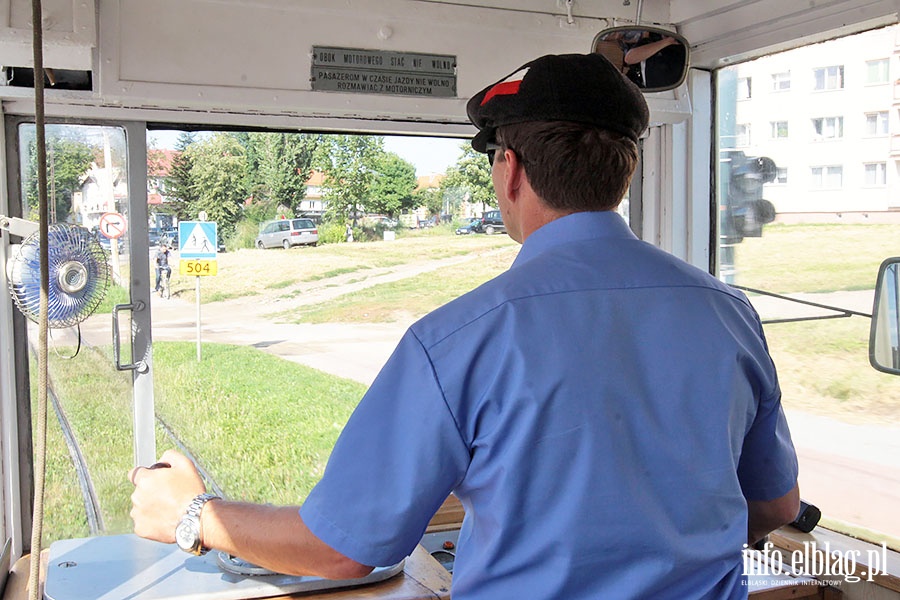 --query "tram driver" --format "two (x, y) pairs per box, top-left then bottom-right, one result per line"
(130, 52), (800, 599)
